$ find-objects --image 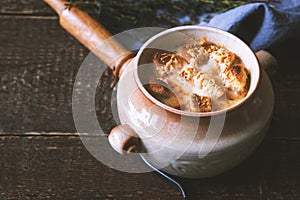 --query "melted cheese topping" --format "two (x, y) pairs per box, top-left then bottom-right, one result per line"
(151, 37), (250, 112)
